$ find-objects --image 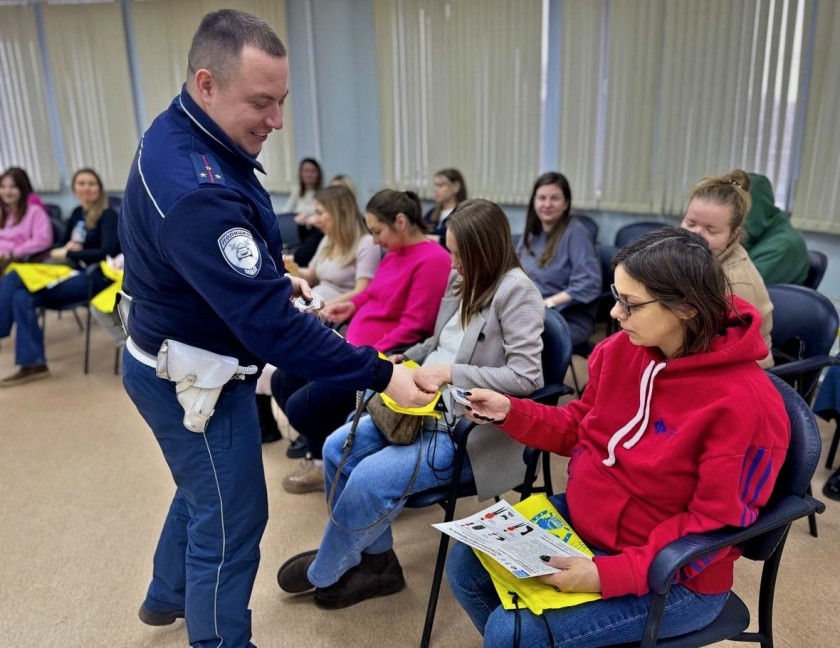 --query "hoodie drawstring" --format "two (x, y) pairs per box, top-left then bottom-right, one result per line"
(603, 360), (666, 466)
